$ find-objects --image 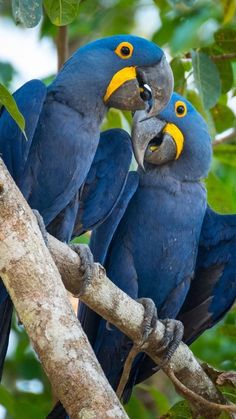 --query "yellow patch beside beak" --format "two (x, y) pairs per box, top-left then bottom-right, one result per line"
(104, 66), (137, 102)
(163, 123), (184, 159)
